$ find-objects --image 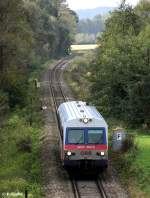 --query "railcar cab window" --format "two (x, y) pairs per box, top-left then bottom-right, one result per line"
(68, 129), (84, 144)
(88, 129), (104, 144)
